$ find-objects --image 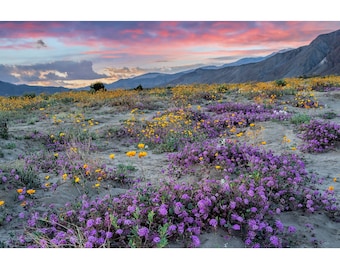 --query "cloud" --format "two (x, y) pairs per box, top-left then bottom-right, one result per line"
(36, 39), (47, 48)
(103, 67), (146, 81)
(0, 60), (107, 86)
